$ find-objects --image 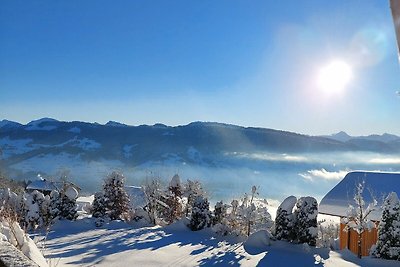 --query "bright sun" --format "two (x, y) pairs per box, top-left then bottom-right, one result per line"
(317, 60), (352, 94)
